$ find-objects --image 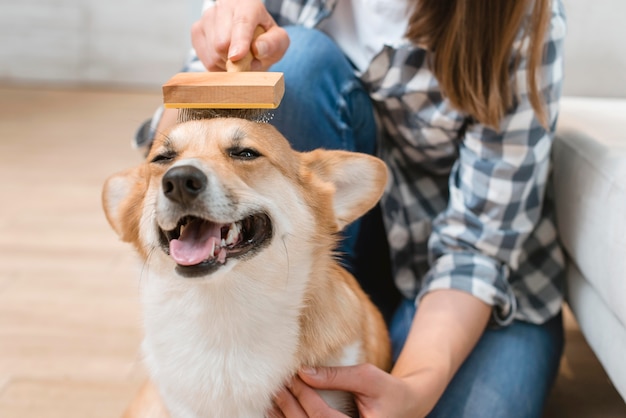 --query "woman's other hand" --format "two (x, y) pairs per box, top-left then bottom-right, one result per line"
(272, 364), (431, 418)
